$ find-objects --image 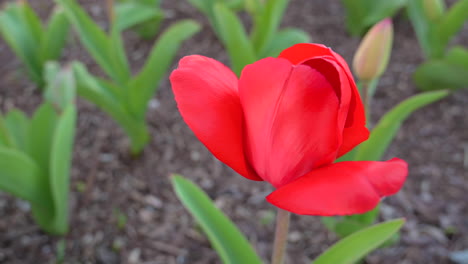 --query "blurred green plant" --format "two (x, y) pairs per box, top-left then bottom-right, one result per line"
(408, 0), (468, 90)
(341, 0), (407, 36)
(115, 0), (164, 39)
(0, 62), (76, 235)
(186, 0), (310, 75)
(171, 174), (404, 264)
(323, 18), (450, 243)
(55, 0), (200, 154)
(0, 0), (70, 88)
